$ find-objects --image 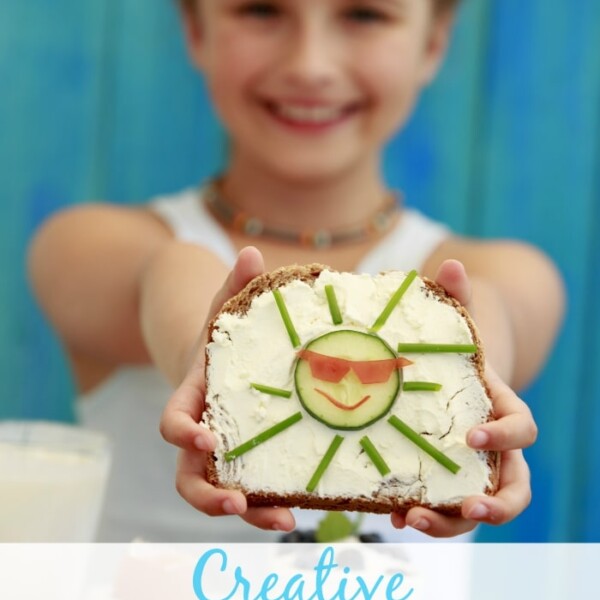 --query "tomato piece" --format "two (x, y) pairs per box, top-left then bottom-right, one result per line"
(297, 349), (350, 383)
(297, 350), (412, 384)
